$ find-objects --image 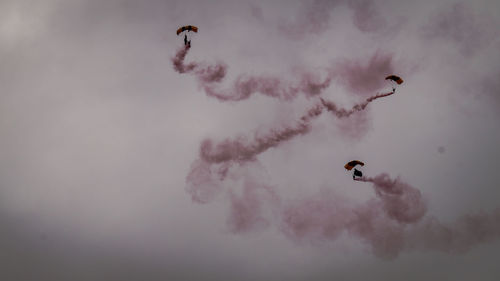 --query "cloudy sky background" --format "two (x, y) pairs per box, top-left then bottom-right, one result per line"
(1, 0), (500, 280)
